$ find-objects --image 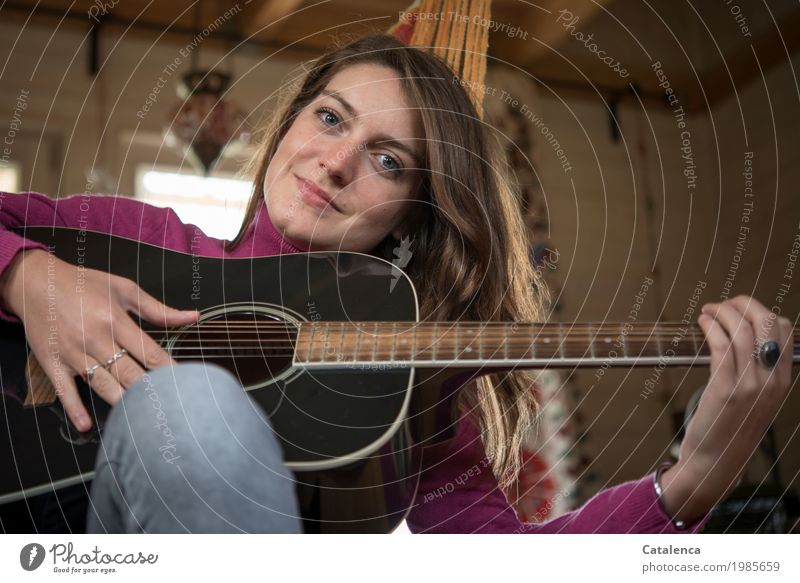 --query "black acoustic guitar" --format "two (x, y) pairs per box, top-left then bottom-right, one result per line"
(1, 227), (797, 532)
